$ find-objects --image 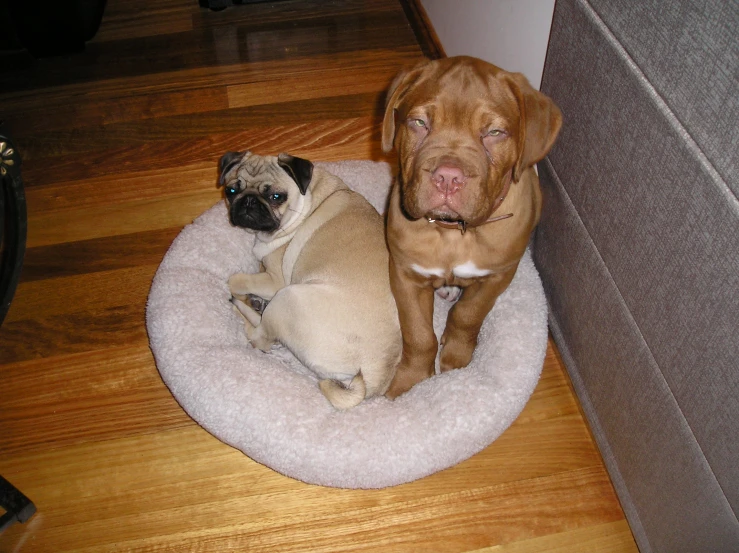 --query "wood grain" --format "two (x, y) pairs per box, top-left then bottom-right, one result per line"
(0, 303), (147, 363)
(227, 60), (402, 108)
(0, 0), (638, 551)
(4, 87), (230, 135)
(20, 228), (181, 282)
(93, 0), (194, 42)
(1, 48), (419, 112)
(472, 521), (637, 553)
(20, 116), (389, 186)
(14, 93), (384, 161)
